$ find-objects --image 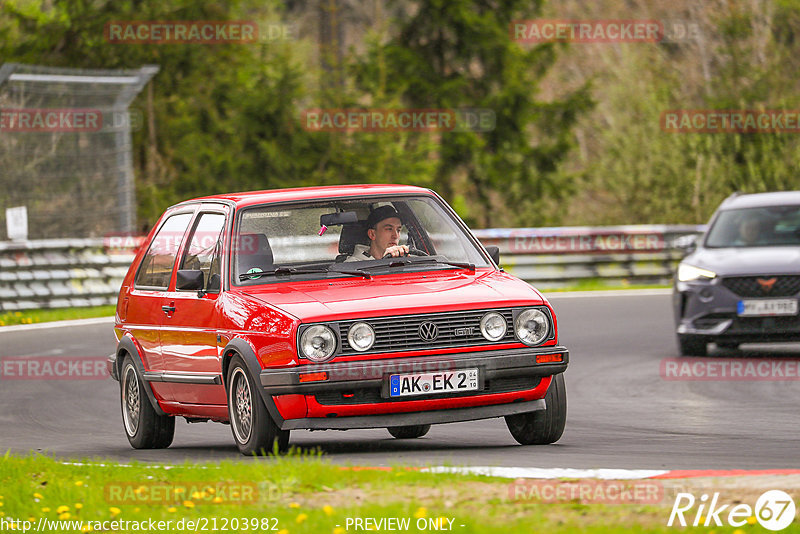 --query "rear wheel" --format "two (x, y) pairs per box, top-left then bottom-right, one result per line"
(505, 373), (566, 445)
(227, 355), (289, 455)
(678, 334), (708, 356)
(120, 355), (175, 449)
(387, 424), (431, 439)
